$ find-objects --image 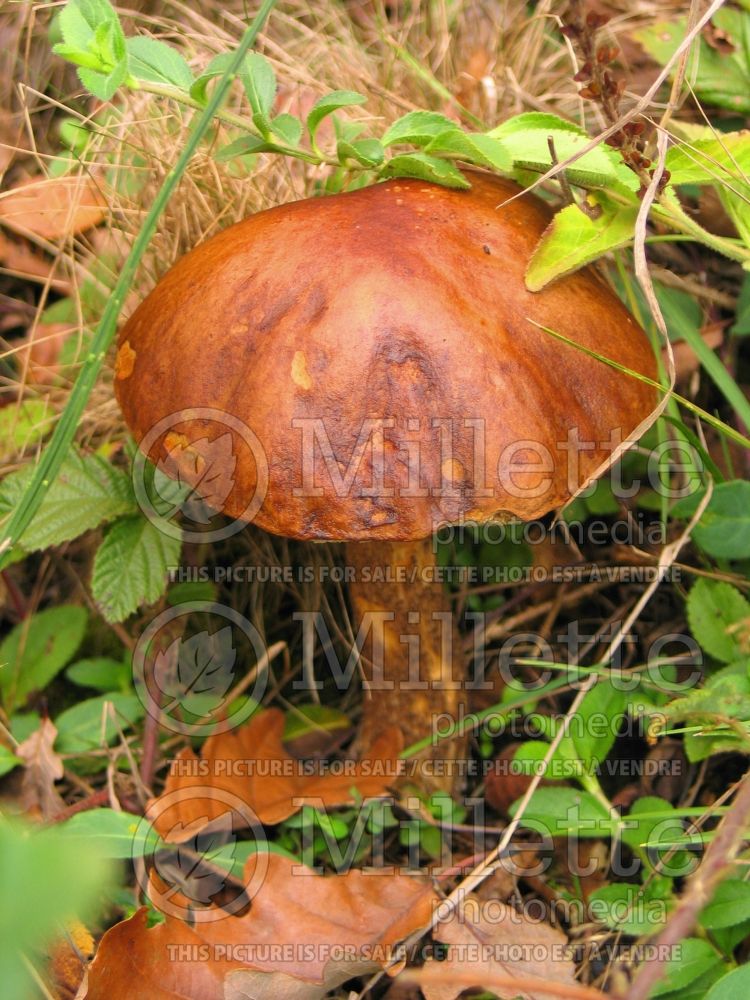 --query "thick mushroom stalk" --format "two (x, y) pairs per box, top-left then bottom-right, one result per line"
(346, 538), (466, 794)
